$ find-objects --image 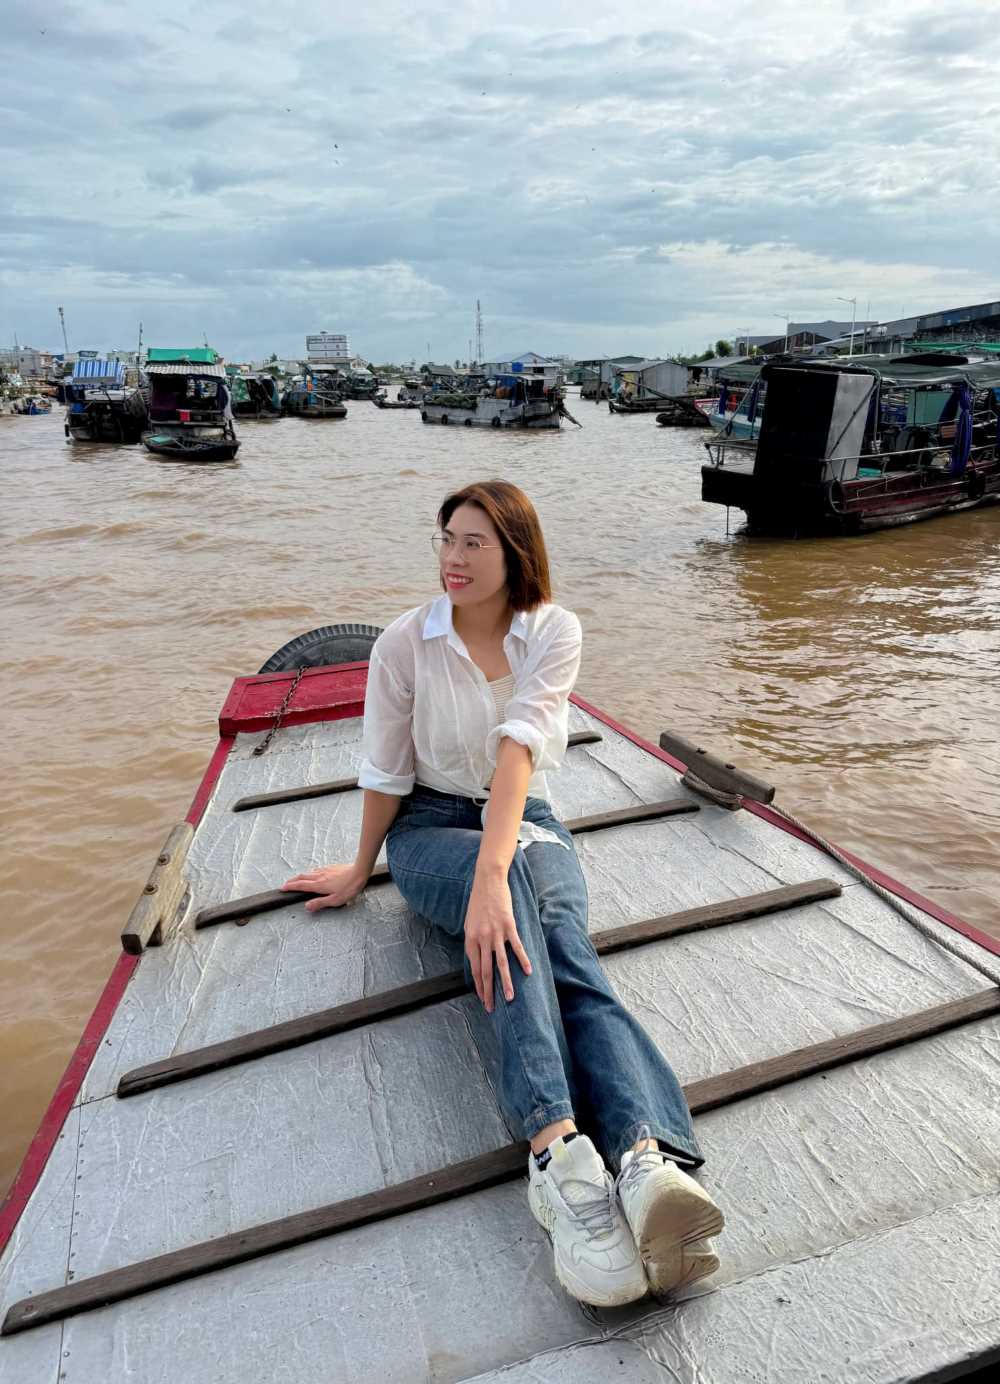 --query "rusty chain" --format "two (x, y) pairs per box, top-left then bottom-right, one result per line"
(252, 665), (305, 757)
